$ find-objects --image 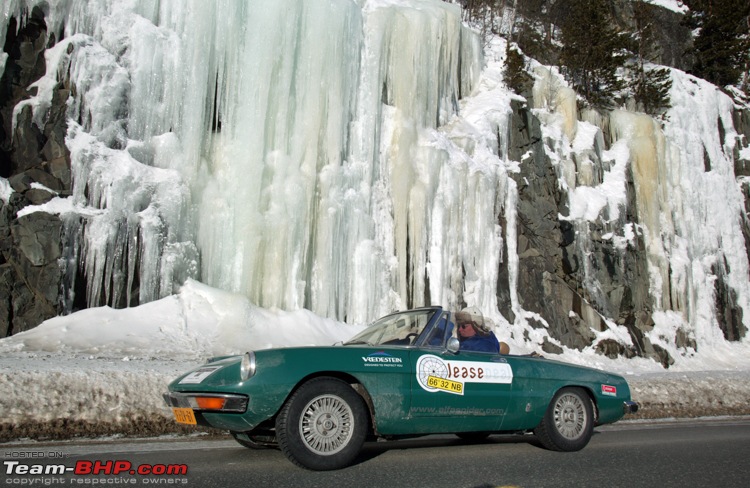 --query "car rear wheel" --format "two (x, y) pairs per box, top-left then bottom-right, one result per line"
(276, 377), (368, 470)
(534, 387), (594, 452)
